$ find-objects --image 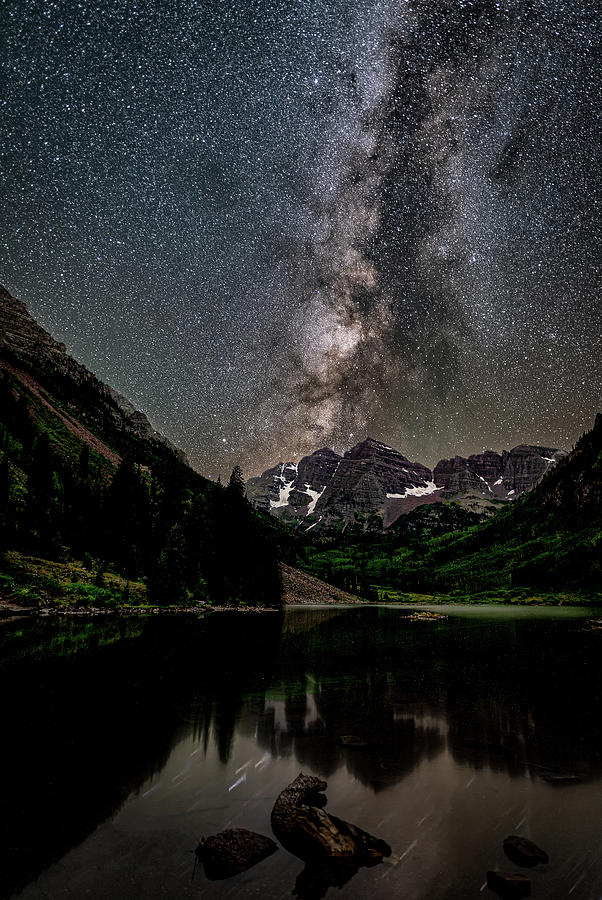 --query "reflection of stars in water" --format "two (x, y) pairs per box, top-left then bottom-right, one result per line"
(0, 0), (600, 476)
